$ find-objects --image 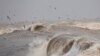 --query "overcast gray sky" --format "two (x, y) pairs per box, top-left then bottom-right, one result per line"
(0, 0), (100, 23)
